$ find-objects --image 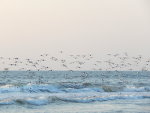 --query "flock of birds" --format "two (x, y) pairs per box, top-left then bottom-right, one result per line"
(0, 51), (150, 72)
